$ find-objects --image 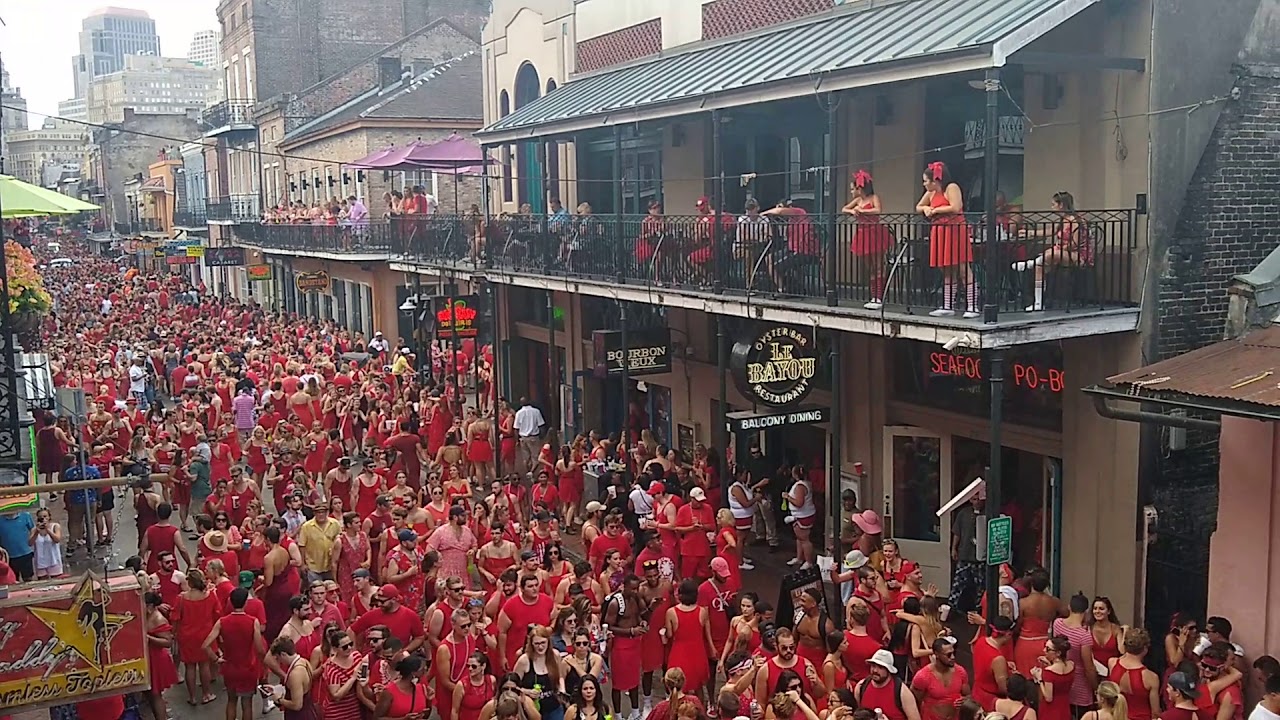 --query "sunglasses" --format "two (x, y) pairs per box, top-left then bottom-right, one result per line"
(457, 622), (472, 630)
(367, 636), (385, 642)
(787, 684), (803, 691)
(338, 642), (354, 650)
